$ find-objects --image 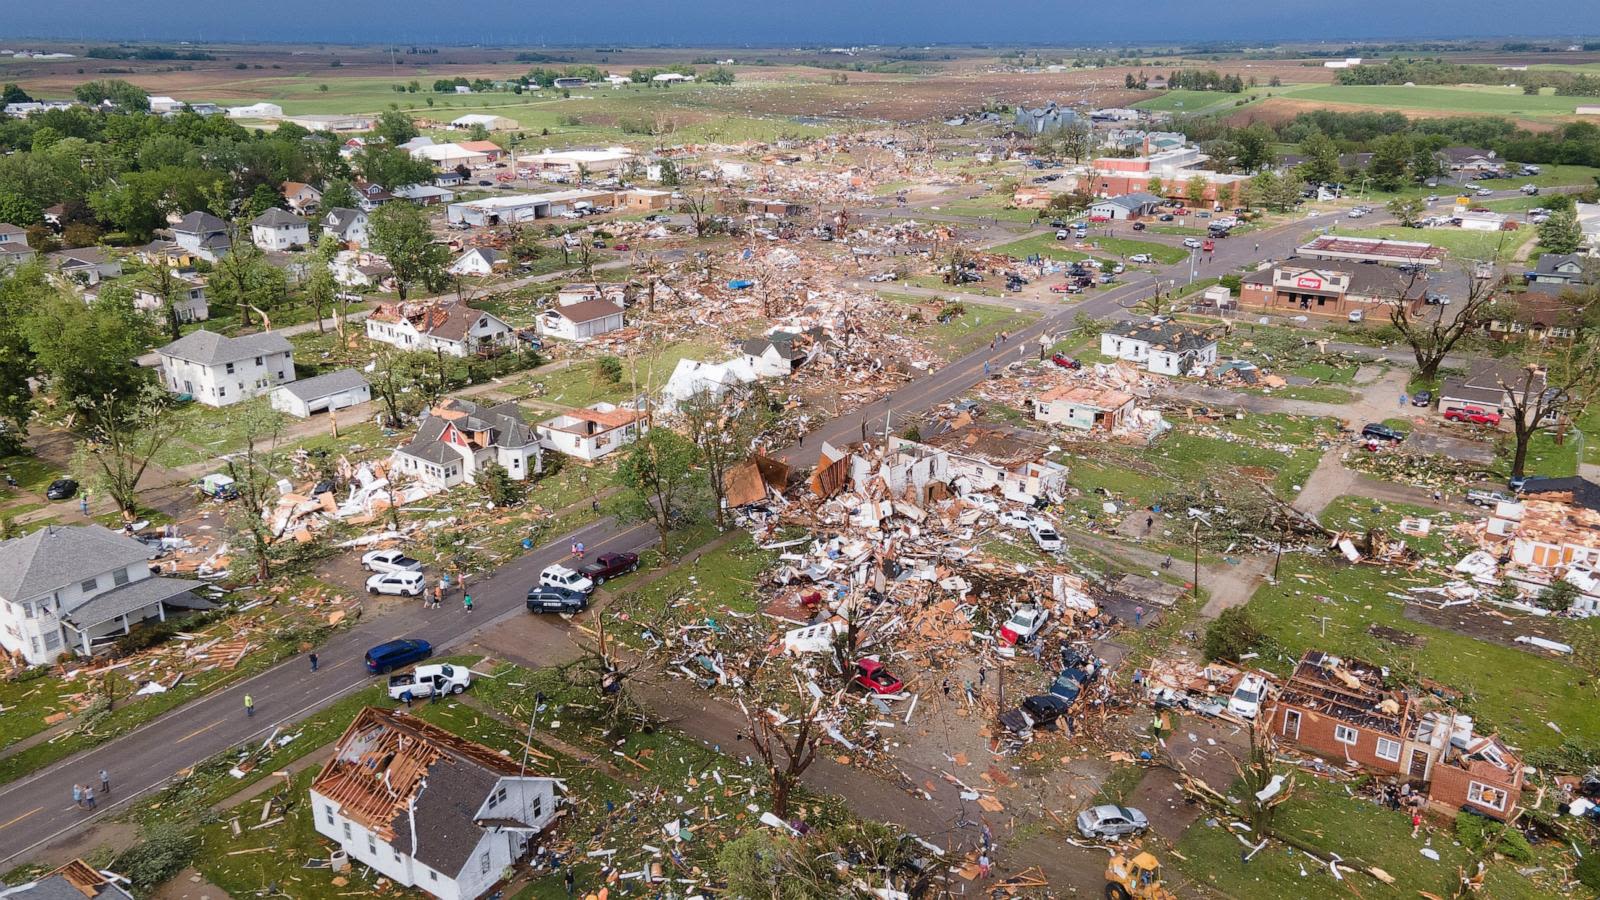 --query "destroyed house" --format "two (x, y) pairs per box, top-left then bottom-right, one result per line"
(1099, 320), (1218, 377)
(392, 398), (543, 490)
(740, 328), (822, 378)
(1271, 651), (1415, 774)
(1269, 651), (1524, 818)
(0, 859), (135, 900)
(311, 708), (562, 900)
(896, 426), (1066, 501)
(851, 440), (953, 503)
(0, 525), (210, 665)
(365, 300), (516, 358)
(1033, 385), (1134, 432)
(1486, 497), (1600, 574)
